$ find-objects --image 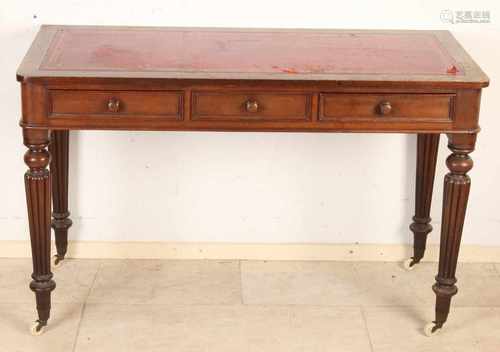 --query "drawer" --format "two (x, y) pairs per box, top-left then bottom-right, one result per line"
(319, 93), (454, 122)
(49, 90), (183, 119)
(191, 92), (312, 121)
